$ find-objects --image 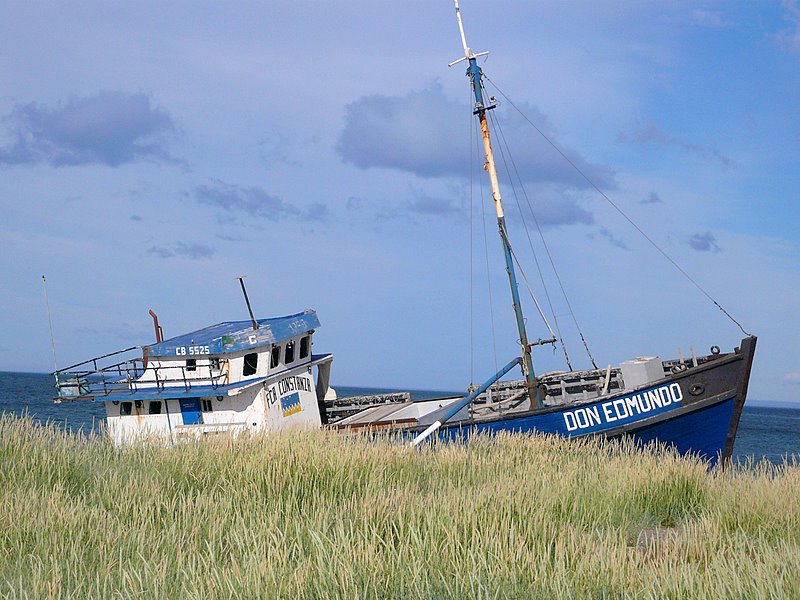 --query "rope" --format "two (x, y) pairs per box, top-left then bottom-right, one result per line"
(485, 75), (752, 338)
(502, 232), (556, 339)
(469, 93), (474, 385)
(488, 110), (574, 370)
(476, 118), (499, 373)
(489, 105), (595, 368)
